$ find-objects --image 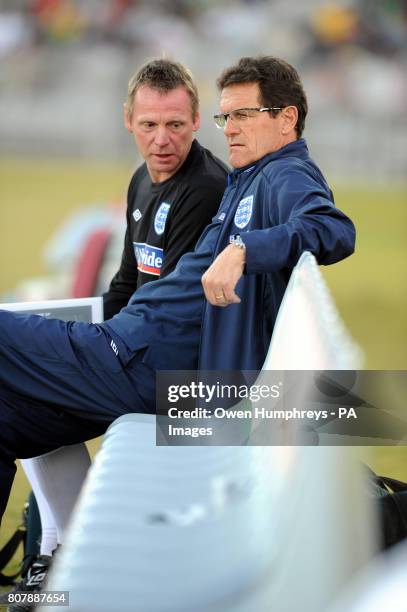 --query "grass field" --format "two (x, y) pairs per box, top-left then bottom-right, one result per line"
(0, 158), (132, 297)
(0, 158), (406, 583)
(322, 184), (407, 370)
